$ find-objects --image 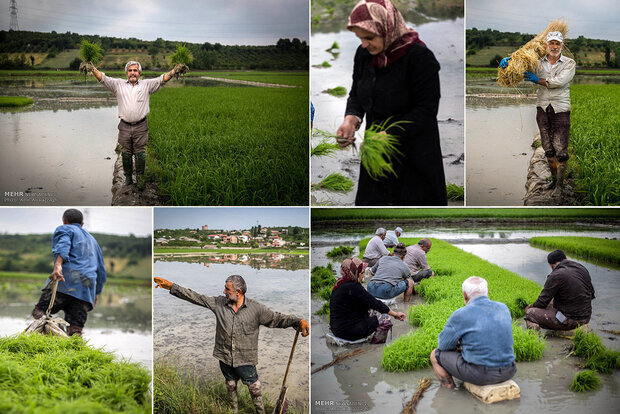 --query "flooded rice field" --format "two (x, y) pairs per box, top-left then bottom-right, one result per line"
(311, 18), (464, 206)
(311, 226), (620, 413)
(154, 254), (310, 404)
(0, 284), (152, 367)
